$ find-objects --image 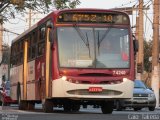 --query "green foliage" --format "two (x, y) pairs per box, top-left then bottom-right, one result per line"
(0, 44), (10, 65)
(54, 0), (80, 10)
(0, 0), (80, 23)
(144, 40), (152, 72)
(0, 0), (53, 22)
